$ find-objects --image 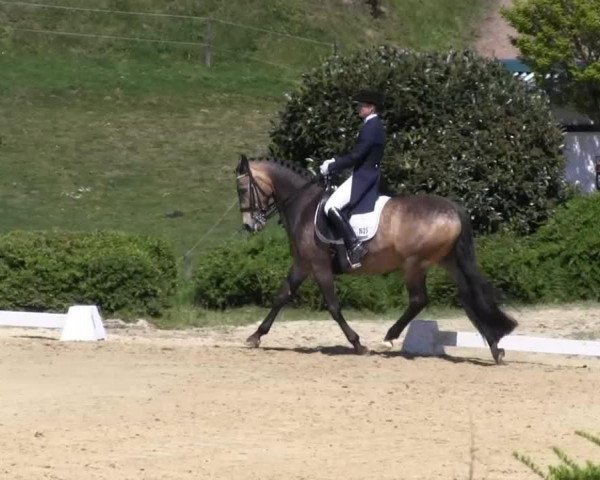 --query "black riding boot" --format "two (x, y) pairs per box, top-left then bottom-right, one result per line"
(327, 207), (368, 267)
